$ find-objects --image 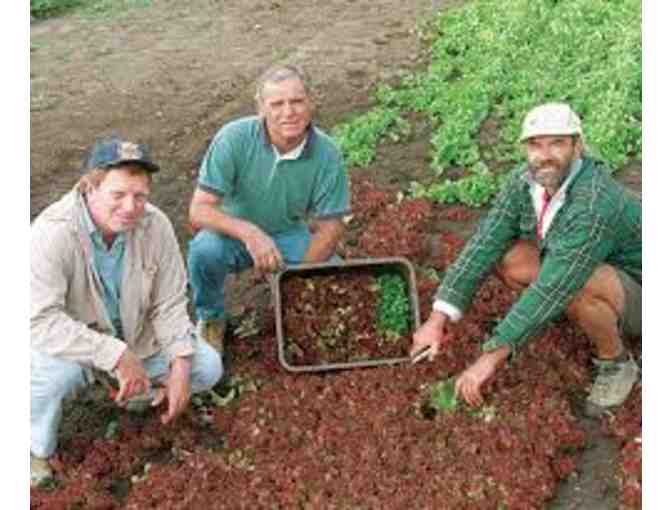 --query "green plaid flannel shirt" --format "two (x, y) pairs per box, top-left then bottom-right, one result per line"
(435, 157), (641, 356)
